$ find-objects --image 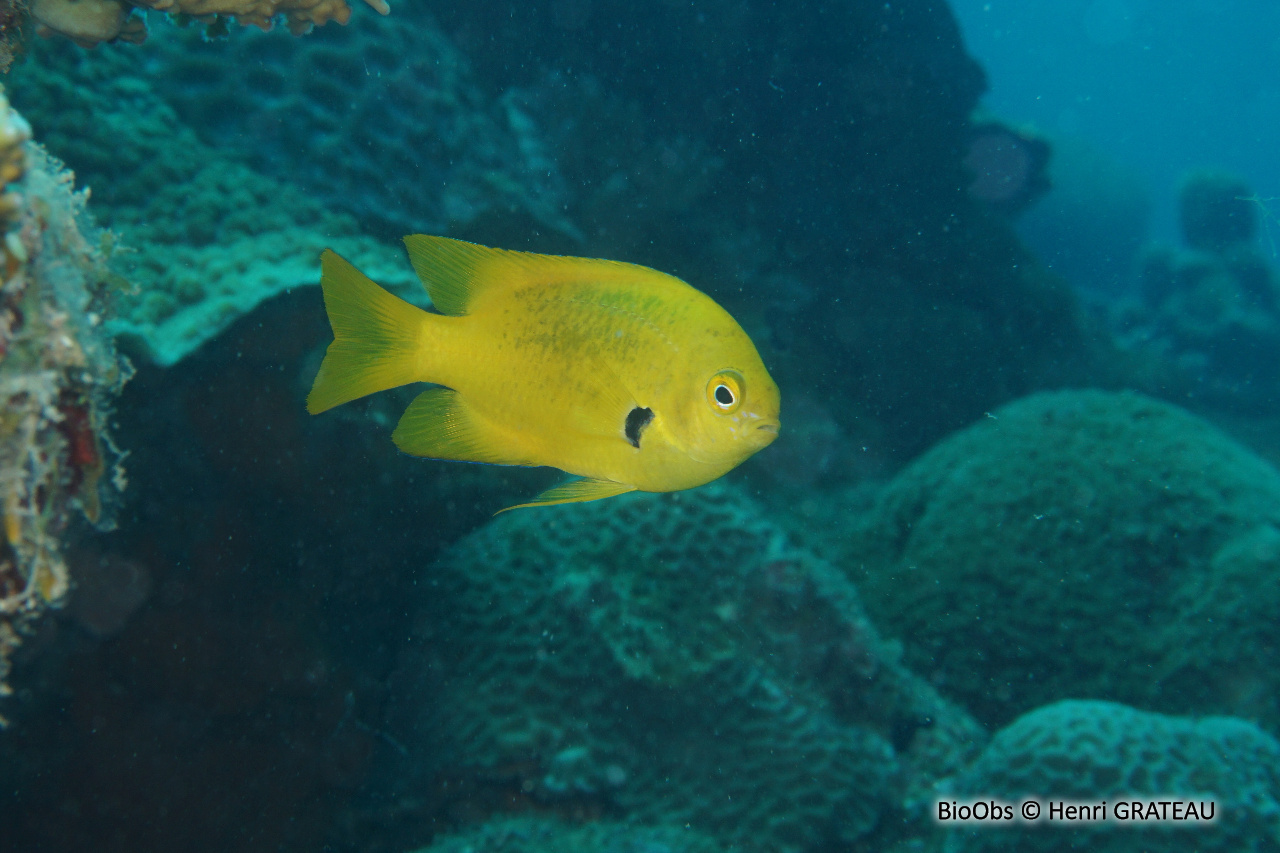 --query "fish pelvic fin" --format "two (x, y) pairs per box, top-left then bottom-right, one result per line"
(307, 249), (432, 415)
(496, 478), (638, 514)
